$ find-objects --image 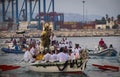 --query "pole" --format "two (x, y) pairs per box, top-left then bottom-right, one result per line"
(82, 0), (85, 24)
(29, 0), (32, 21)
(15, 0), (19, 30)
(38, 0), (41, 30)
(25, 0), (27, 21)
(12, 0), (14, 21)
(2, 0), (5, 21)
